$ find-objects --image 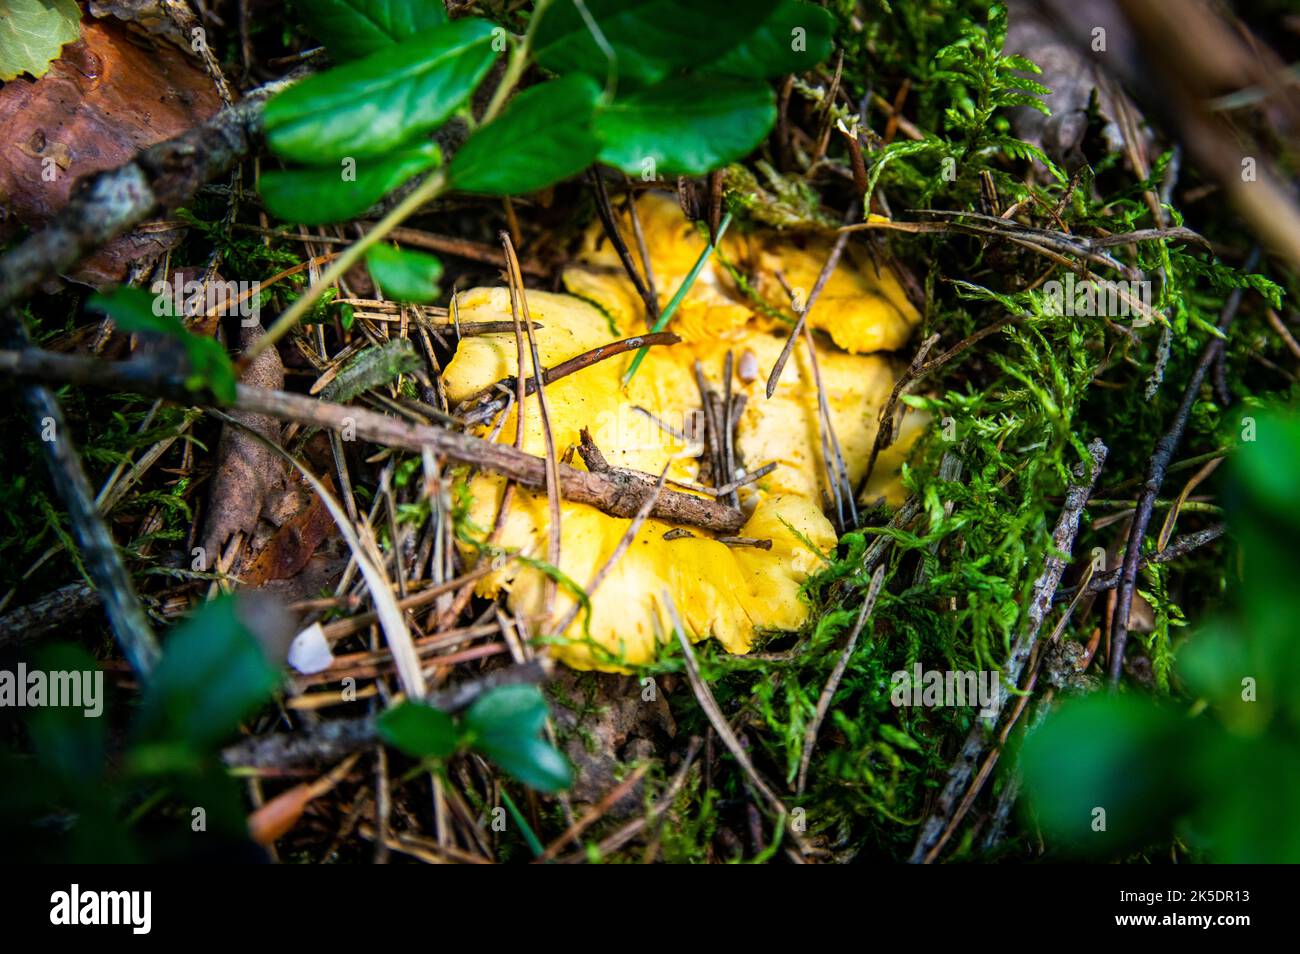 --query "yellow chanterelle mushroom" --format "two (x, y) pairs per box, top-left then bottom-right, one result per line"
(441, 195), (921, 670)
